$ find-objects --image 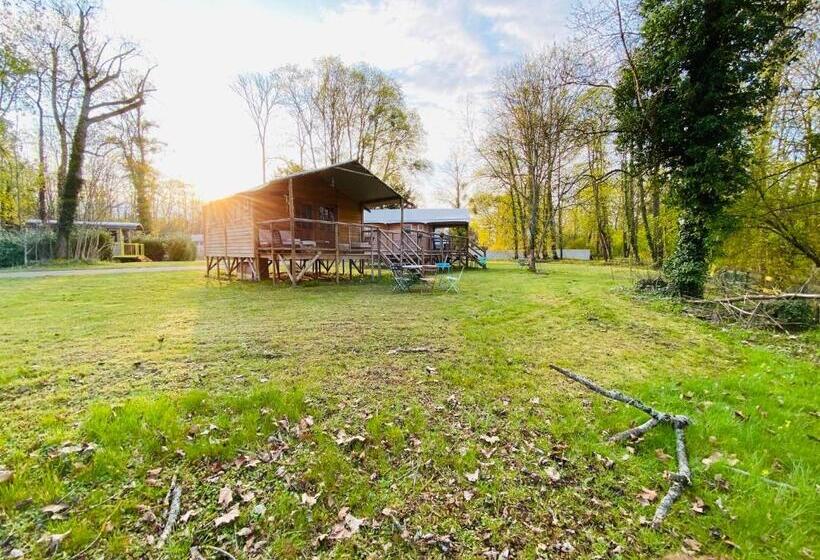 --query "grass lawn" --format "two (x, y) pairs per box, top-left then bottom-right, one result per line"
(0, 263), (817, 559)
(0, 260), (203, 273)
